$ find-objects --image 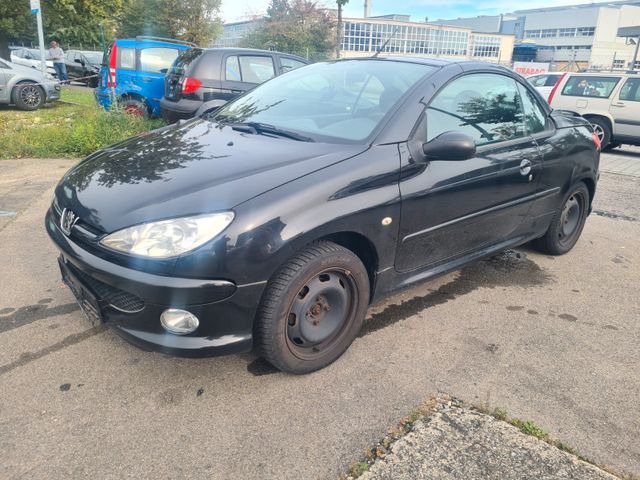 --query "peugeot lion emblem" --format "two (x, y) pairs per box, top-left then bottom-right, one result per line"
(60, 208), (78, 236)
